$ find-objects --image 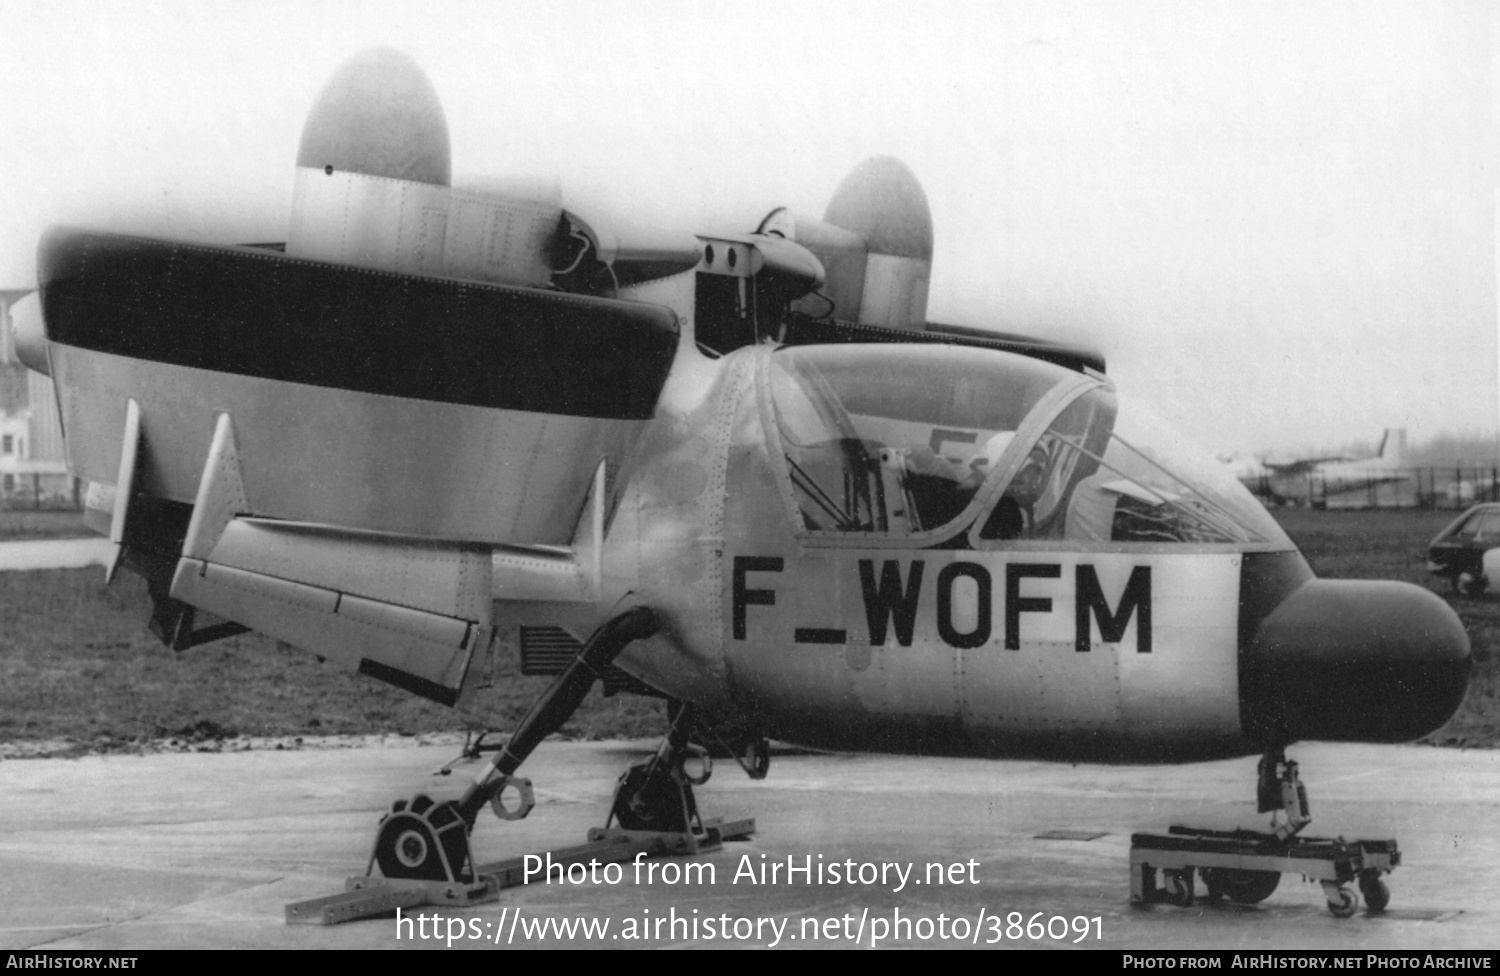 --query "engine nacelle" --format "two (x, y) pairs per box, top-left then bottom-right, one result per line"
(288, 48), (560, 288)
(288, 47), (453, 276)
(445, 177), (562, 288)
(763, 156), (934, 330)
